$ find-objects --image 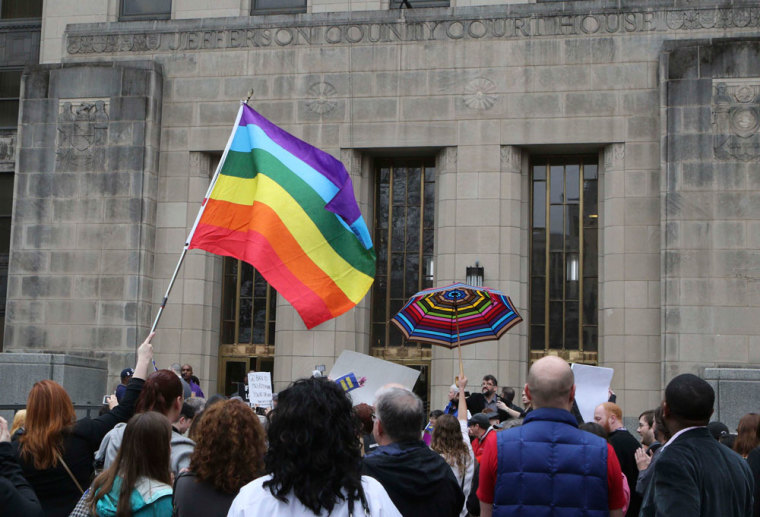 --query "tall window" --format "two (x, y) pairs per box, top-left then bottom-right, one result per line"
(0, 173), (11, 351)
(0, 70), (21, 130)
(120, 0), (171, 21)
(0, 0), (42, 19)
(389, 0), (449, 7)
(251, 0), (306, 15)
(530, 157), (598, 363)
(220, 258), (277, 347)
(370, 160), (435, 354)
